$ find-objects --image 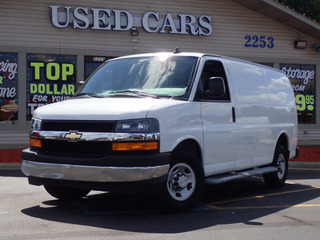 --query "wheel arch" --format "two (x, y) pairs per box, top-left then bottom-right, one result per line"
(276, 132), (290, 156)
(172, 138), (203, 164)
